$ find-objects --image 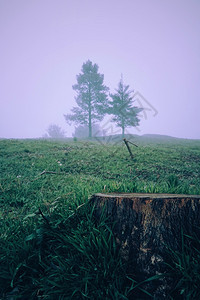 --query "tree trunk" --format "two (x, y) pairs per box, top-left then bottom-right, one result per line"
(122, 126), (125, 138)
(89, 115), (92, 139)
(90, 193), (200, 297)
(88, 87), (92, 139)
